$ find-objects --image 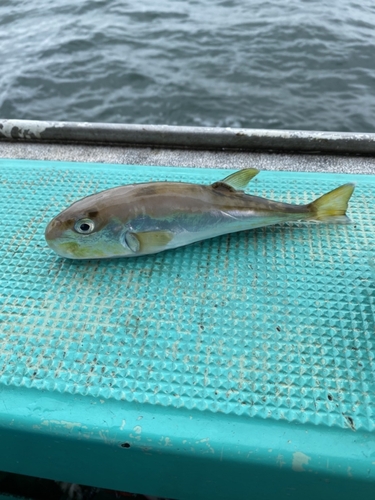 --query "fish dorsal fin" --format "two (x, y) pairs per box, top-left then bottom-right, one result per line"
(211, 181), (236, 192)
(212, 168), (259, 191)
(124, 230), (174, 253)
